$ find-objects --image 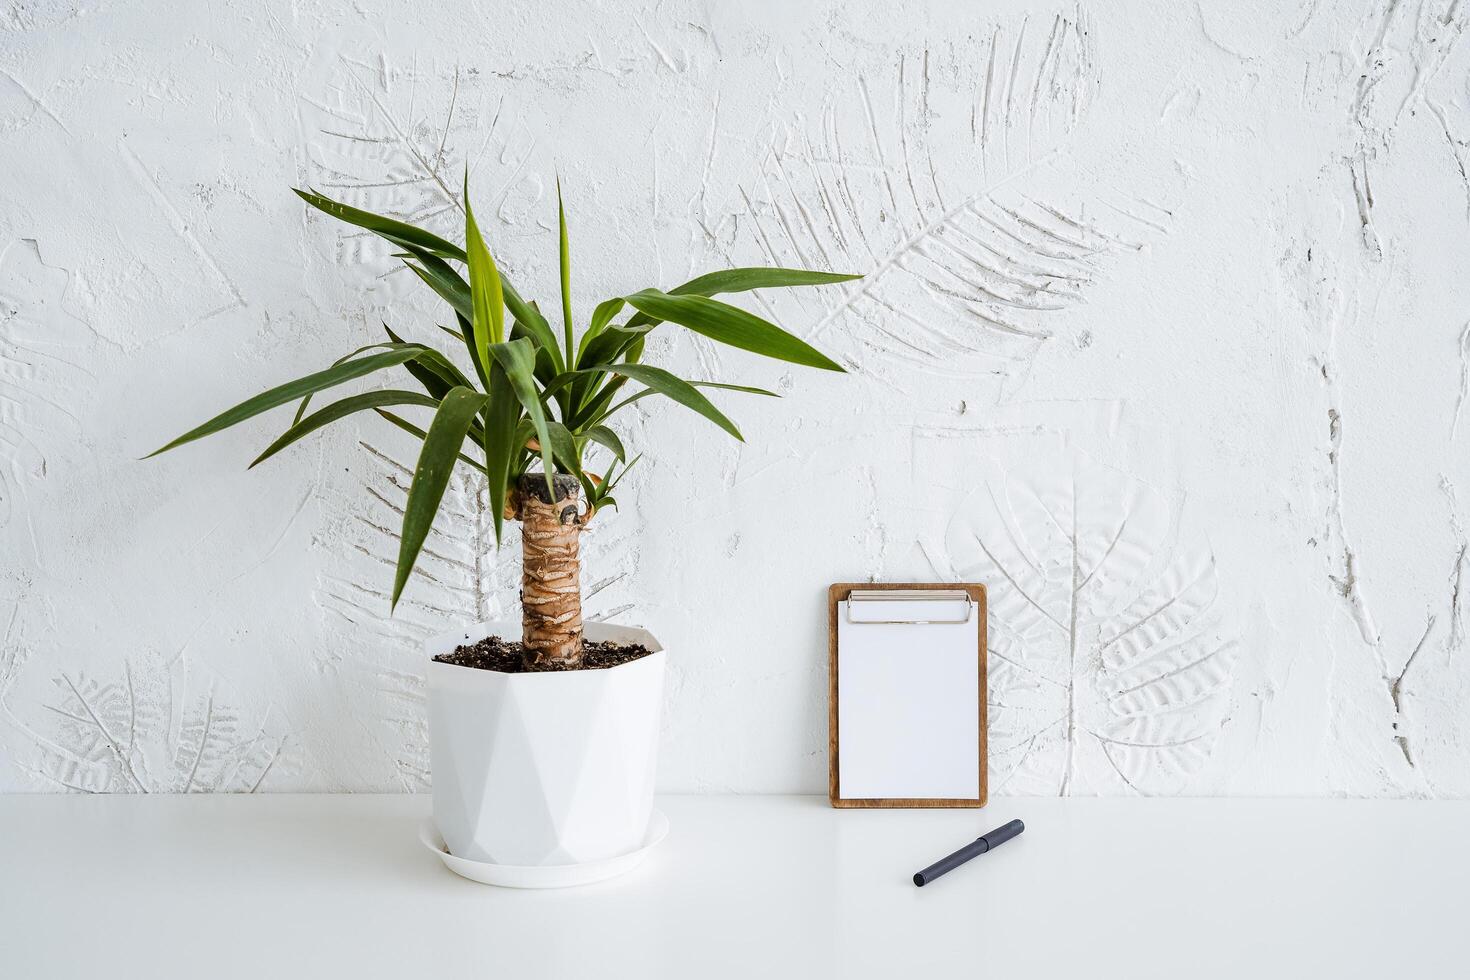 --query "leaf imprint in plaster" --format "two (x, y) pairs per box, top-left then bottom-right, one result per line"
(944, 453), (1237, 796)
(23, 656), (286, 793)
(299, 56), (539, 274)
(729, 8), (1166, 383)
